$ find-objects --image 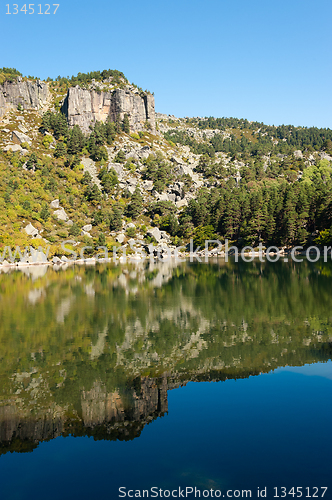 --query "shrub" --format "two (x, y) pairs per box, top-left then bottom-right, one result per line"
(114, 150), (126, 163)
(126, 227), (136, 238)
(69, 223), (80, 237)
